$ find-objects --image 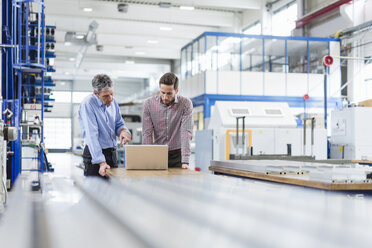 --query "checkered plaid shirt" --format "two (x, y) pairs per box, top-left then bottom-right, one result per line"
(142, 94), (193, 163)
